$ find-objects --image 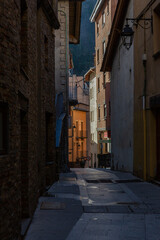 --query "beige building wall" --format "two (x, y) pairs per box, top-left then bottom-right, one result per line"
(95, 1), (112, 155)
